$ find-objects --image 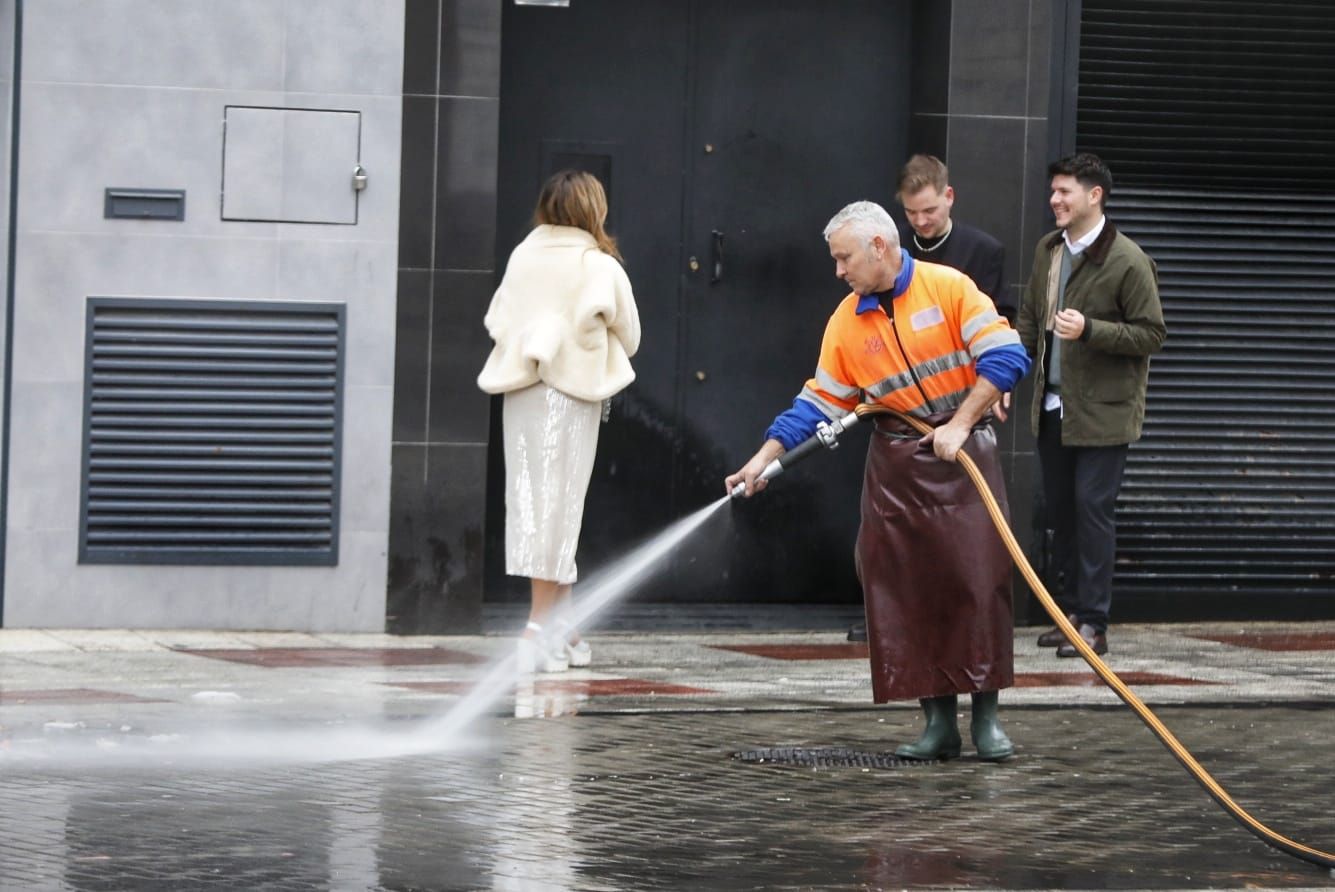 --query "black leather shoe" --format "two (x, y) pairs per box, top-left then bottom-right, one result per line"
(1036, 614), (1078, 647)
(1056, 623), (1108, 657)
(847, 621), (867, 642)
